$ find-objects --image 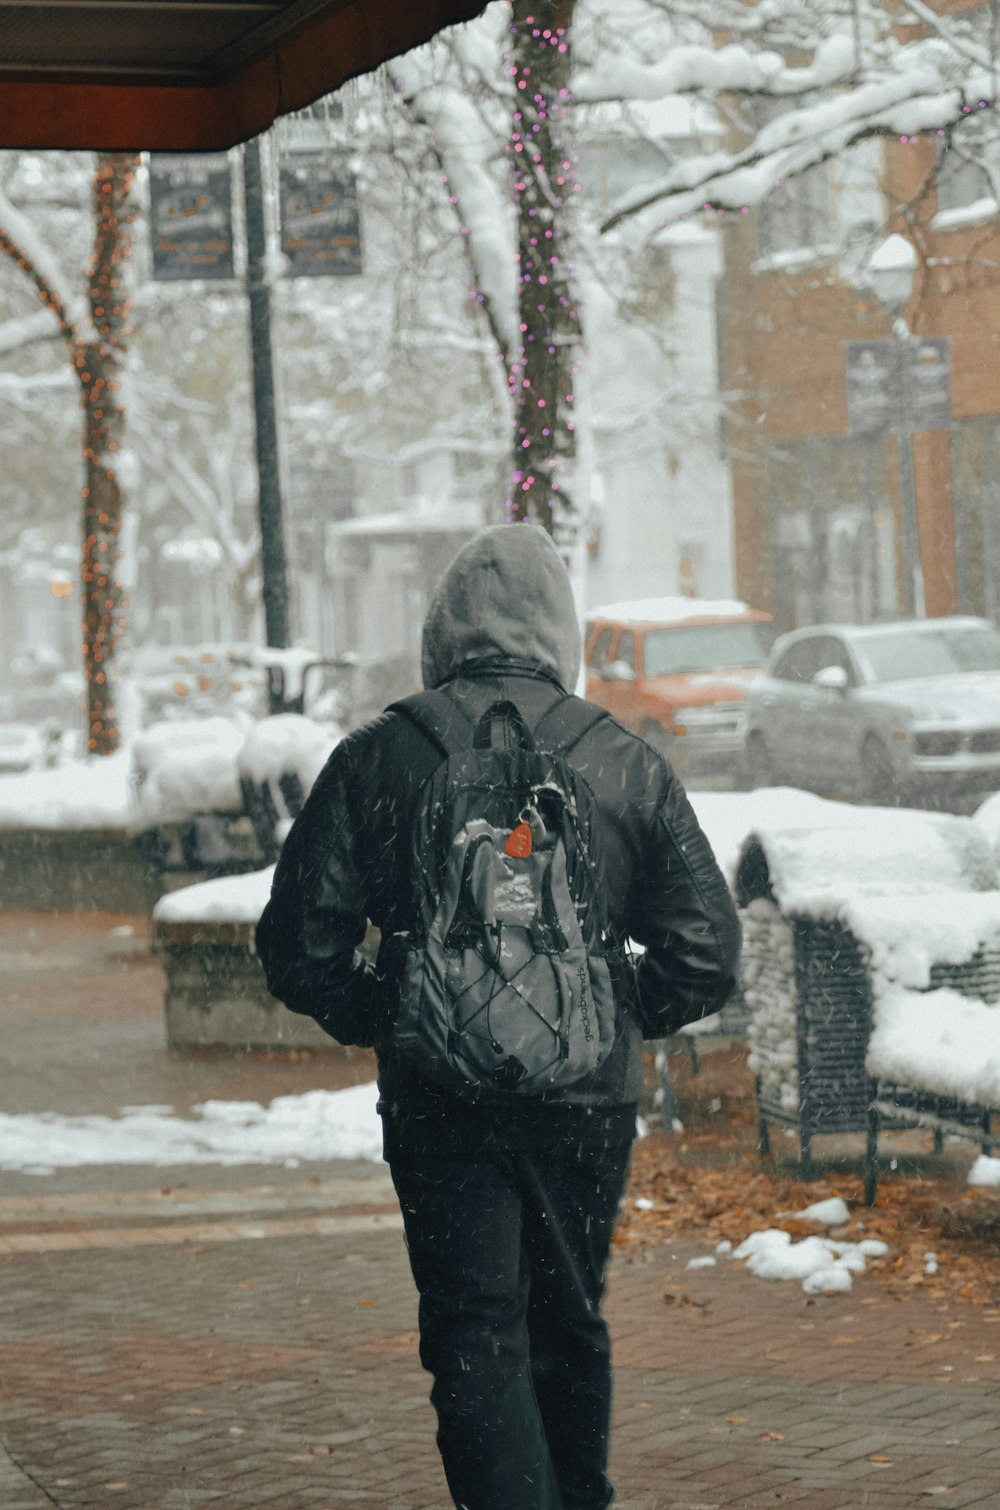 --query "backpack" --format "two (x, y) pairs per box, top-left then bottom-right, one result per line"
(384, 689), (620, 1097)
